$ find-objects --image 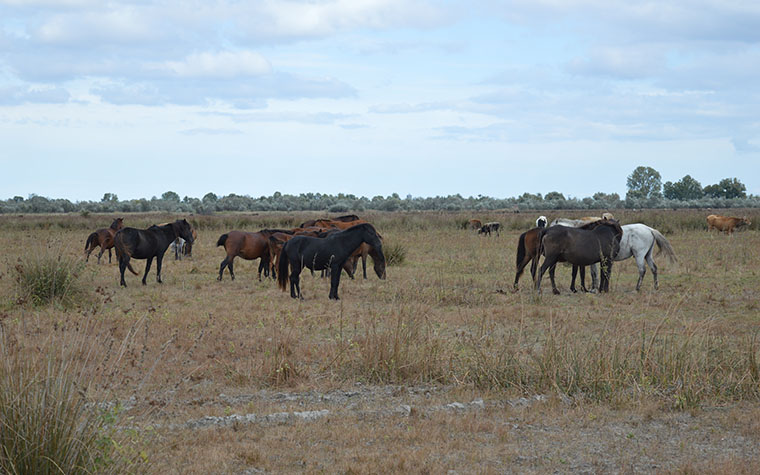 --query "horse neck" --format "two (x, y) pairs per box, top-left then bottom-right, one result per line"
(342, 226), (374, 249)
(156, 223), (178, 240)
